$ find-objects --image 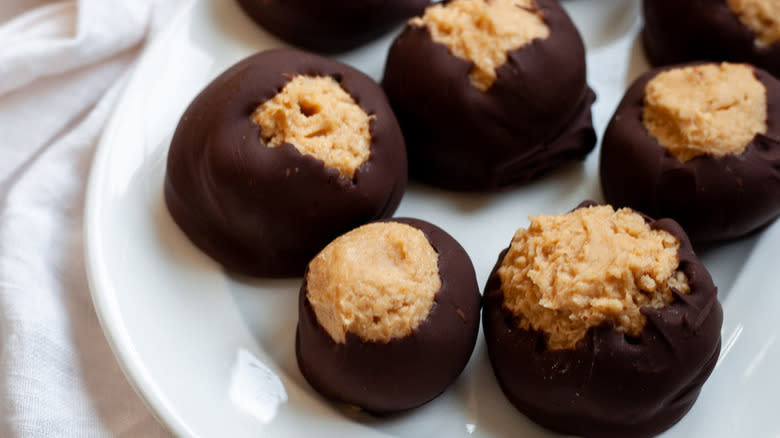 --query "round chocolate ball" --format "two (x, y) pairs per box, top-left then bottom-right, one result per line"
(296, 218), (481, 414)
(382, 0), (596, 191)
(235, 0), (431, 53)
(164, 49), (407, 277)
(482, 202), (723, 438)
(600, 62), (780, 243)
(642, 0), (780, 77)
